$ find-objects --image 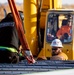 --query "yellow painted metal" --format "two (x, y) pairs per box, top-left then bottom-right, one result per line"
(44, 10), (74, 60)
(37, 48), (47, 60)
(24, 0), (62, 58)
(72, 17), (74, 60)
(40, 12), (46, 29)
(51, 0), (62, 9)
(44, 11), (73, 60)
(57, 0), (62, 8)
(49, 0), (53, 9)
(40, 0), (62, 29)
(24, 0), (38, 56)
(45, 43), (52, 57)
(63, 44), (72, 60)
(23, 0), (74, 60)
(37, 0), (62, 59)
